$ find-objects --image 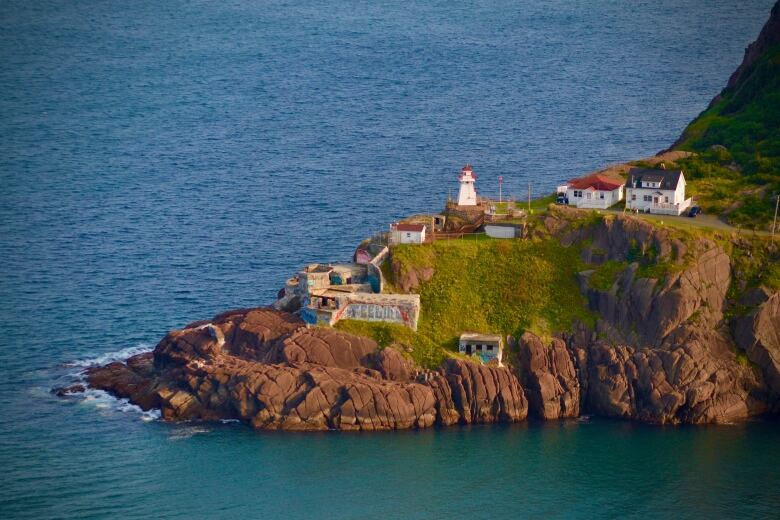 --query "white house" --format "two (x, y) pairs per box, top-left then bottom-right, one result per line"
(457, 164), (478, 206)
(562, 173), (625, 209)
(390, 223), (427, 244)
(459, 333), (503, 366)
(625, 168), (692, 215)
